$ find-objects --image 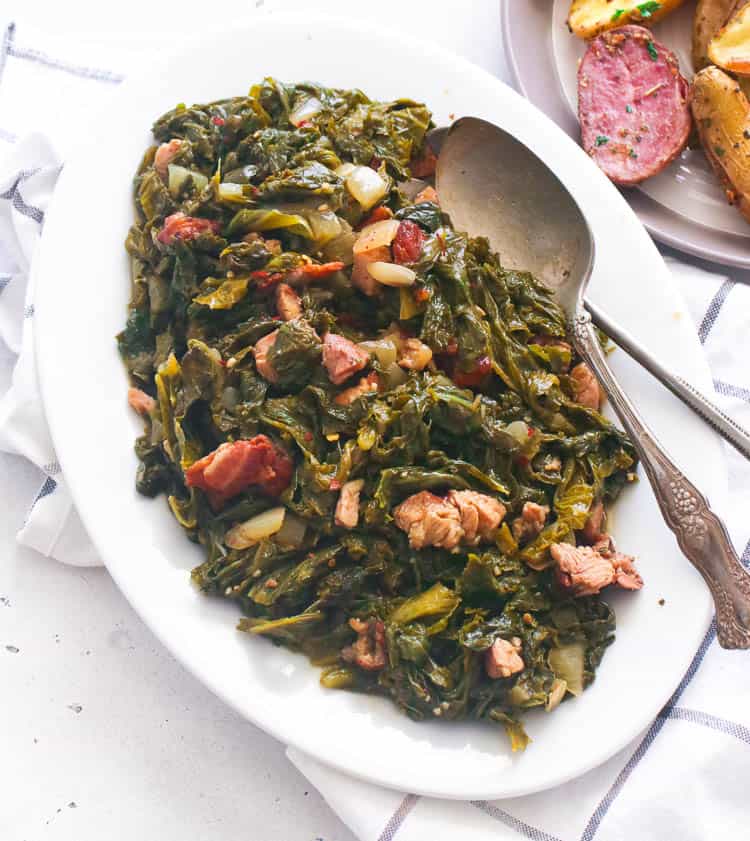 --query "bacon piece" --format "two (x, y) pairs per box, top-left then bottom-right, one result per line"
(570, 362), (603, 410)
(511, 502), (549, 545)
(157, 212), (221, 245)
(334, 479), (365, 529)
(485, 637), (525, 679)
(322, 333), (370, 385)
(253, 329), (280, 383)
(185, 435), (293, 508)
(355, 205), (393, 230)
(392, 220), (425, 264)
(154, 139), (182, 181)
(551, 541), (643, 596)
(127, 387), (156, 416)
(275, 283), (302, 321)
(334, 372), (380, 405)
(351, 245), (391, 296)
(341, 618), (386, 671)
(446, 490), (506, 545)
(285, 261), (345, 285)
